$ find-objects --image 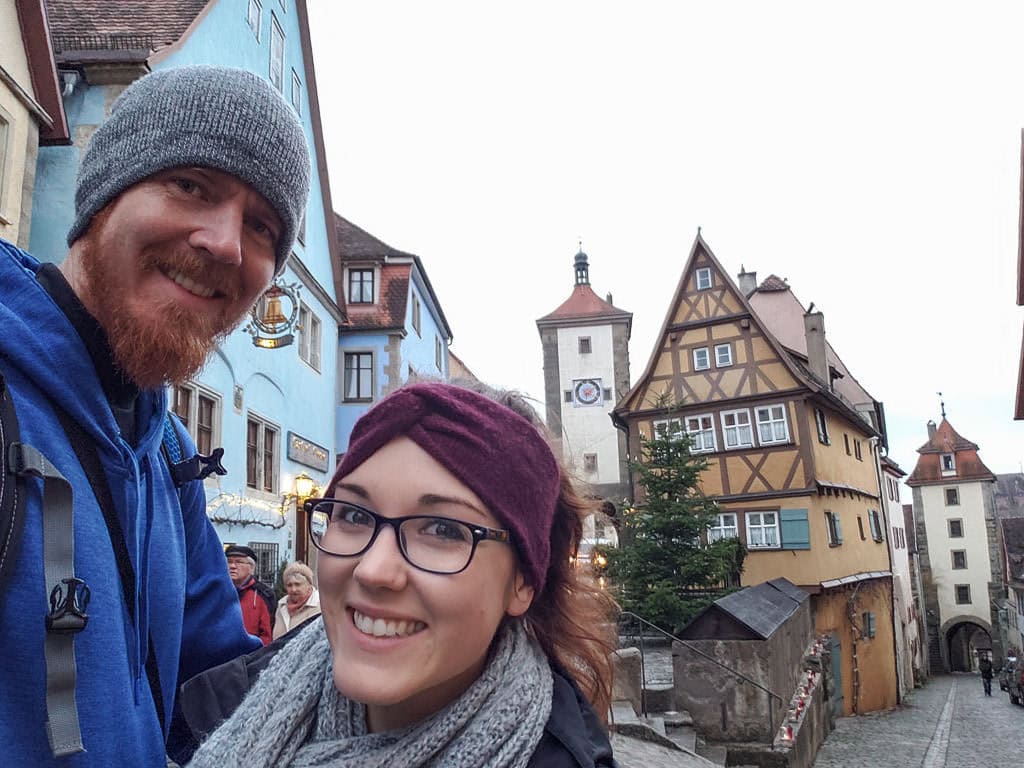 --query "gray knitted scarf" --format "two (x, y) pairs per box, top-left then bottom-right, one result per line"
(188, 618), (553, 768)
